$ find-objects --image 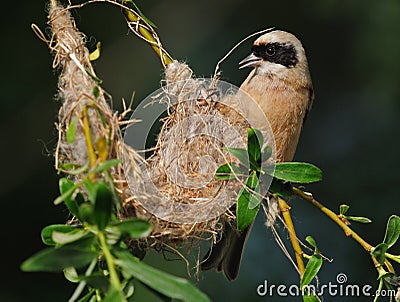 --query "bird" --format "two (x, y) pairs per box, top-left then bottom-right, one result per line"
(201, 29), (314, 280)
